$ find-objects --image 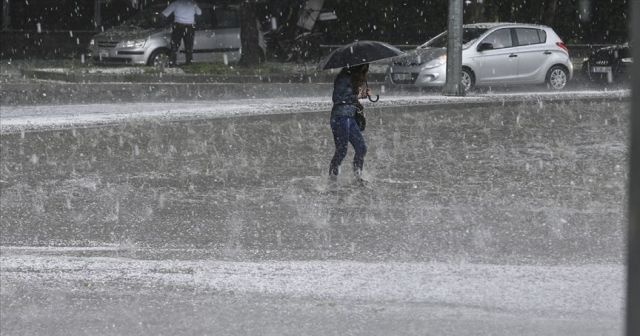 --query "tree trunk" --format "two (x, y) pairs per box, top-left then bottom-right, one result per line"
(239, 1), (263, 67)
